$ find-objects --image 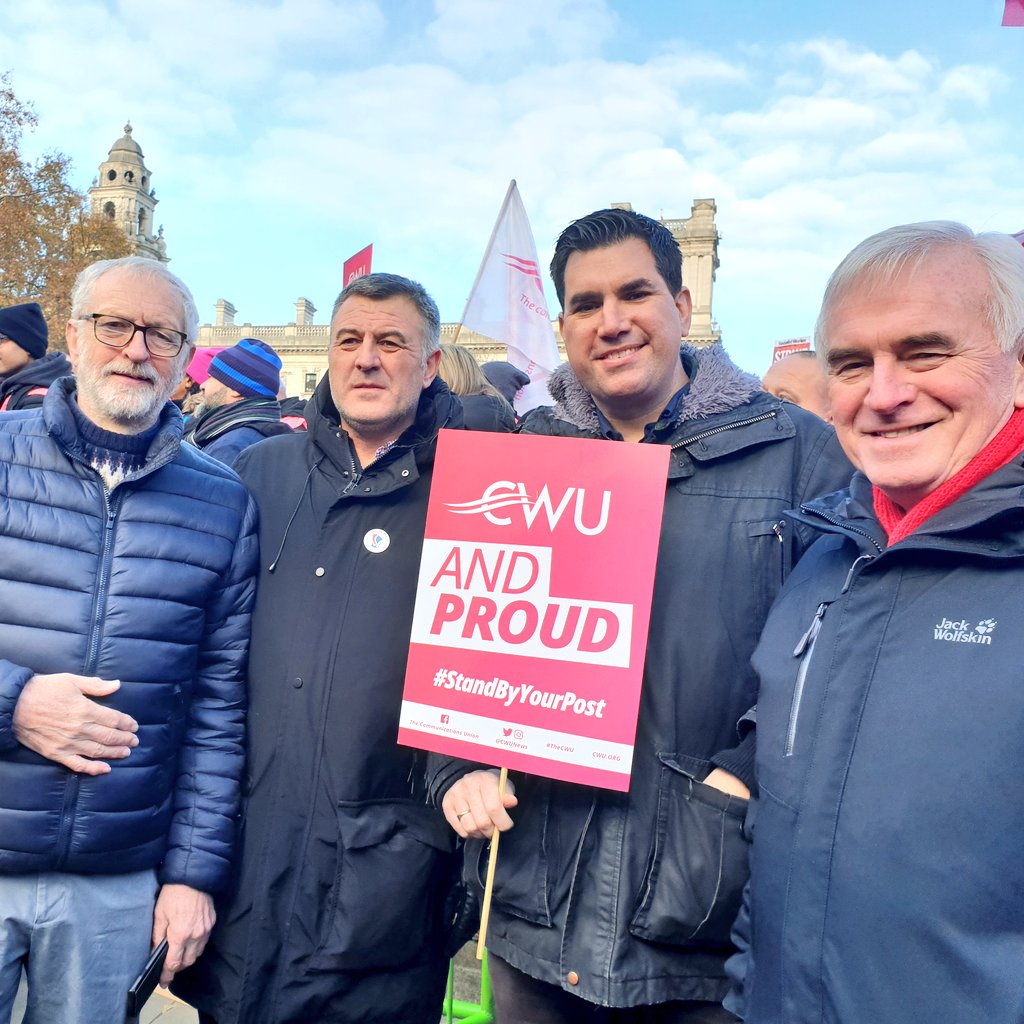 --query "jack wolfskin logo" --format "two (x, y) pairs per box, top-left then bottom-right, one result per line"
(933, 617), (995, 645)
